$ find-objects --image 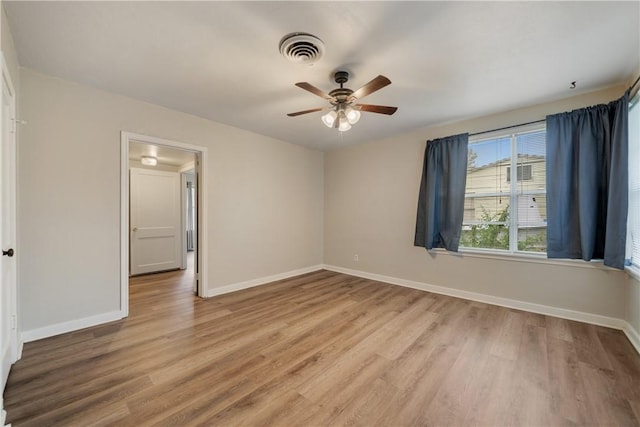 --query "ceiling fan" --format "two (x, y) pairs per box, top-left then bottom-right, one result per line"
(287, 71), (398, 132)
